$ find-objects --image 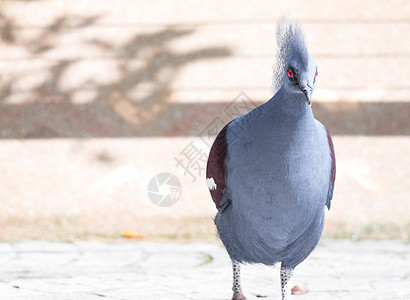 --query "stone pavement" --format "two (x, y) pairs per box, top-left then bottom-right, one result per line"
(0, 239), (409, 300)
